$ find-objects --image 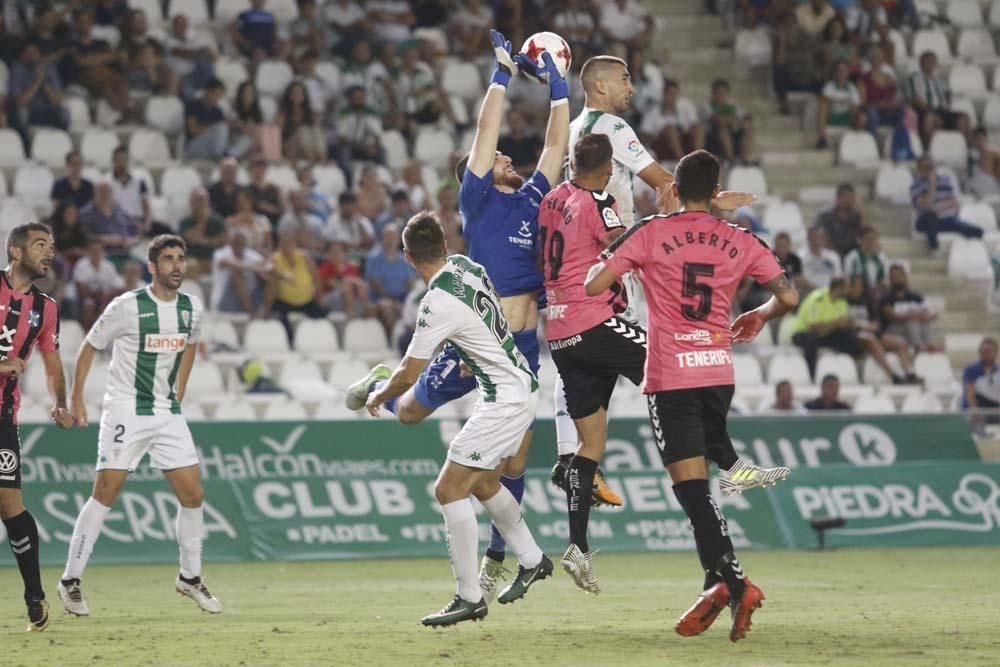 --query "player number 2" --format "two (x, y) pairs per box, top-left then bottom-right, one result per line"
(681, 263), (714, 321)
(113, 424), (125, 444)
